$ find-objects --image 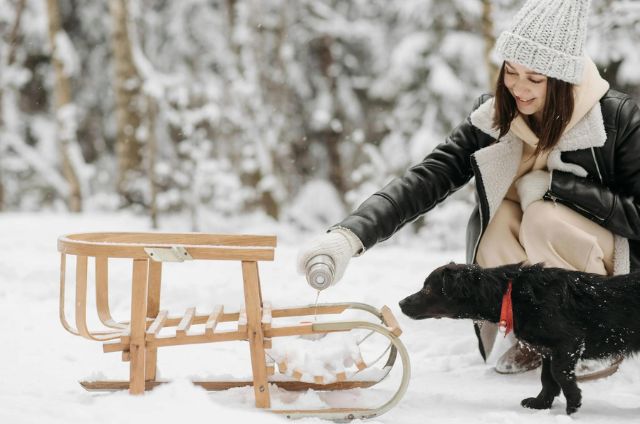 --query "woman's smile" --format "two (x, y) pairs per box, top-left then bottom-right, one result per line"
(516, 96), (535, 104)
